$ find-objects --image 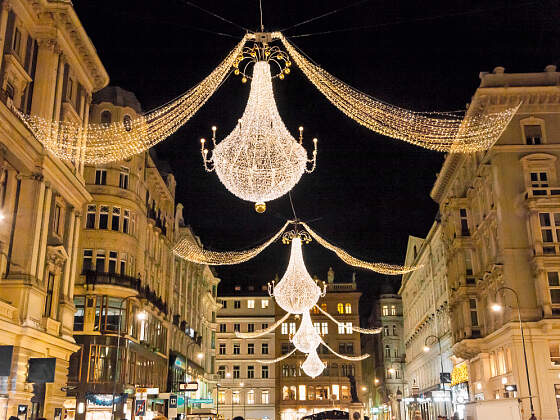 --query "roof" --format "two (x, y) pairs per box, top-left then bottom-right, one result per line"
(92, 86), (142, 113)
